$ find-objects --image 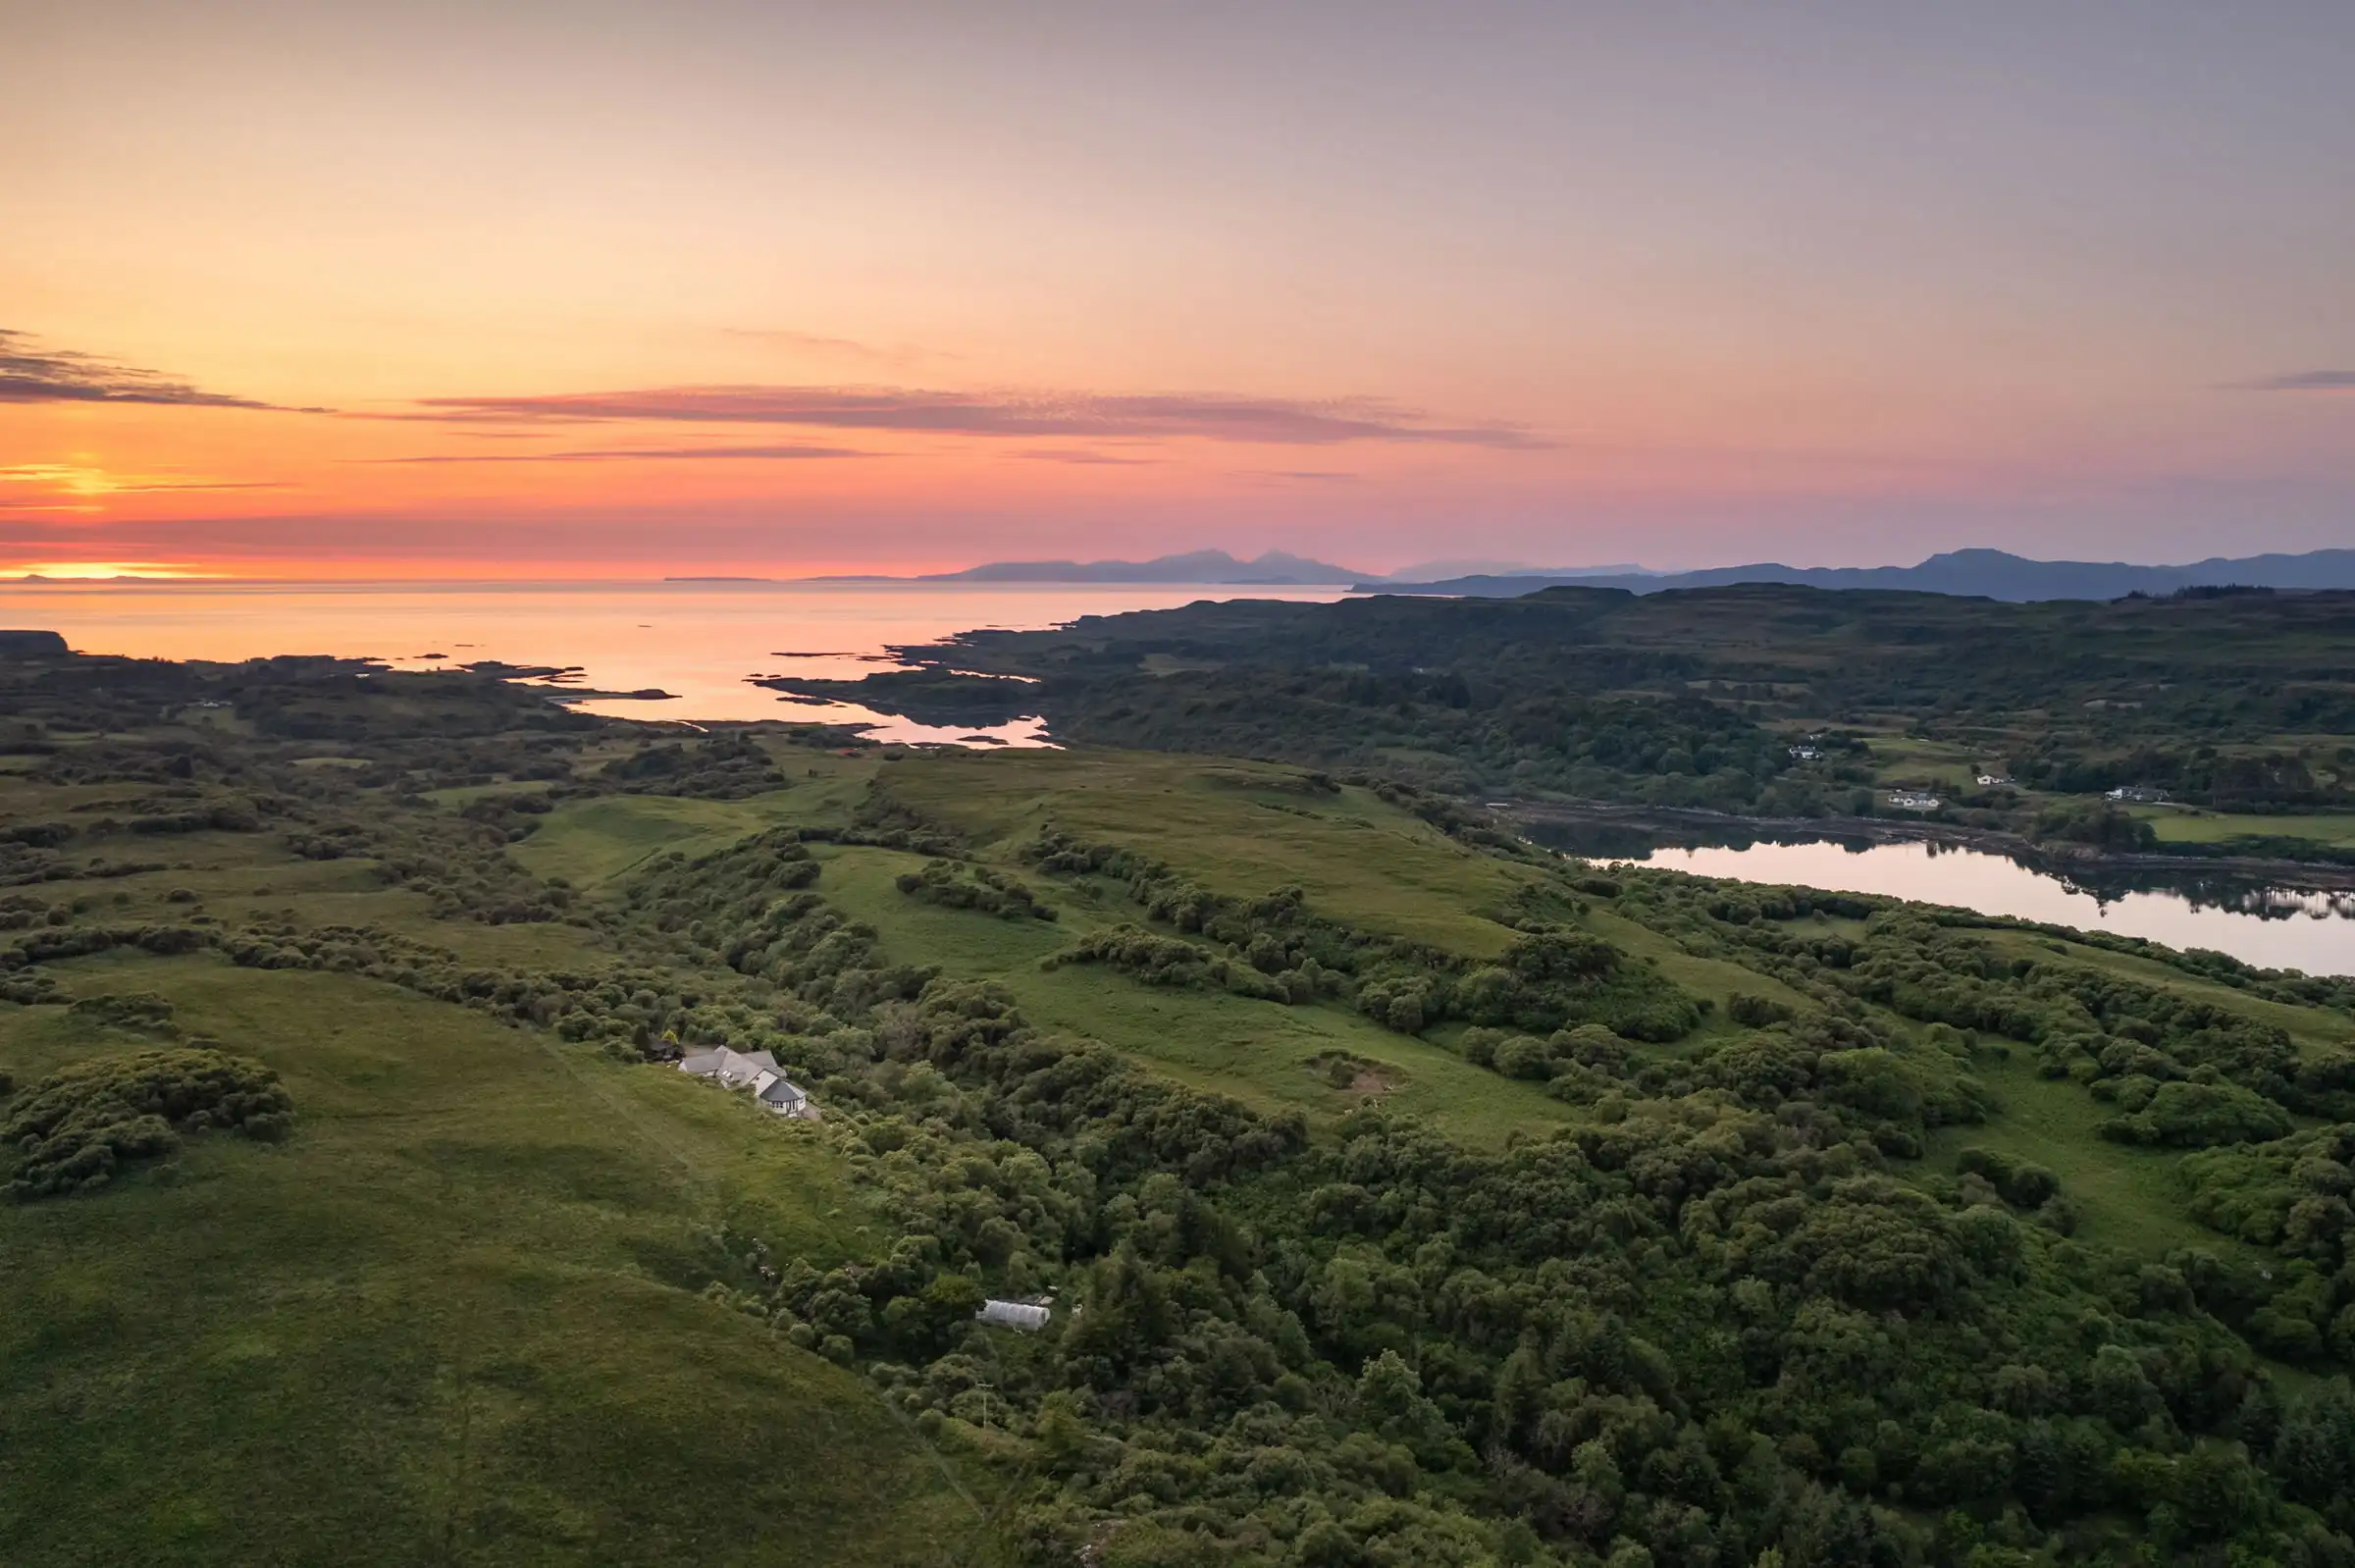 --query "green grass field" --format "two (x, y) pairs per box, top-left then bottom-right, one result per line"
(2135, 807), (2355, 848)
(0, 954), (980, 1567)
